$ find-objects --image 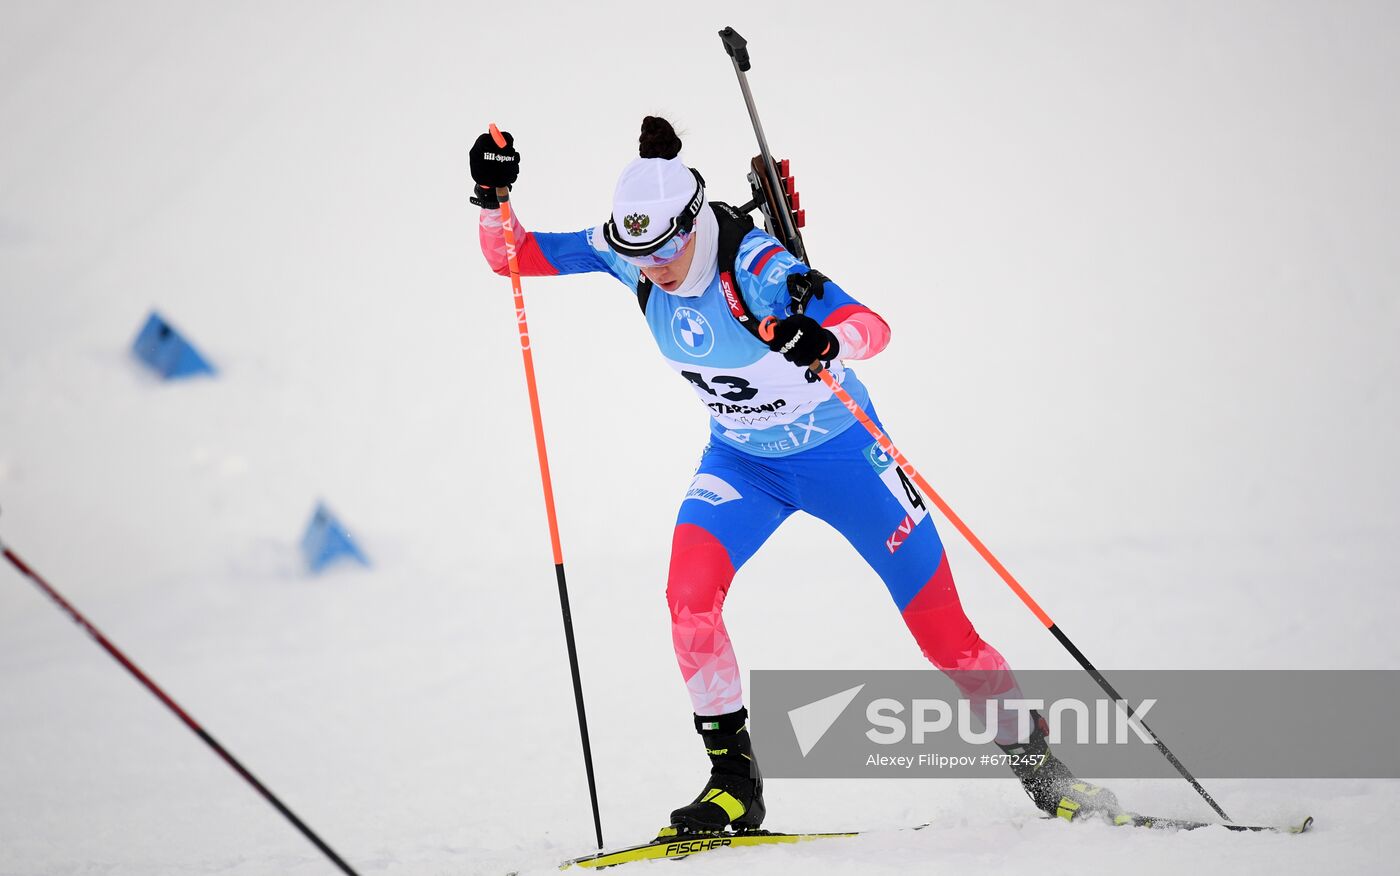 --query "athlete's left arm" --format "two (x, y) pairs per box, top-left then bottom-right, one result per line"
(799, 273), (892, 360)
(738, 236), (891, 360)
